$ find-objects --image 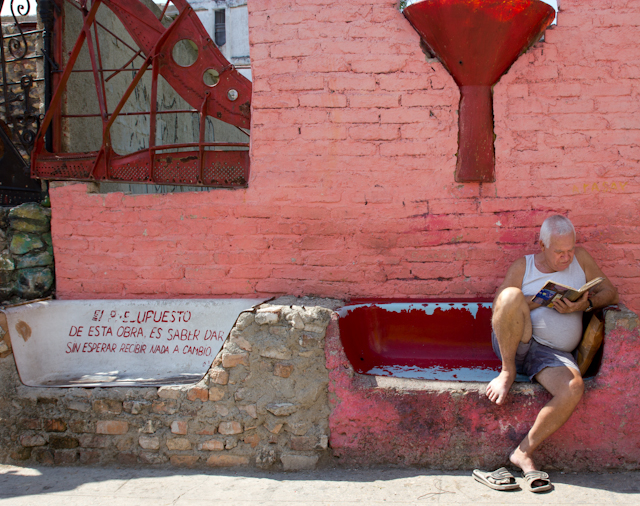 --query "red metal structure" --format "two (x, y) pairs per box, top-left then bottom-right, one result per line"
(31, 0), (252, 187)
(404, 0), (555, 183)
